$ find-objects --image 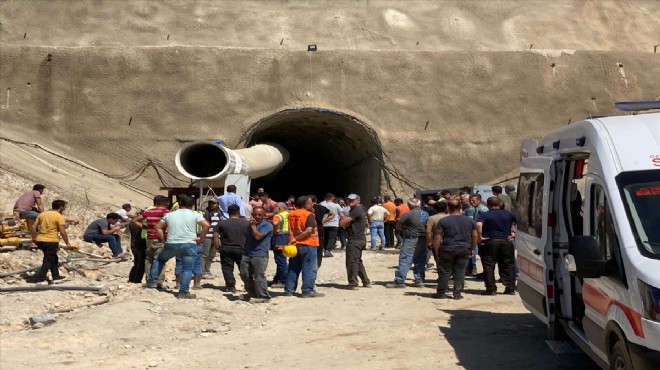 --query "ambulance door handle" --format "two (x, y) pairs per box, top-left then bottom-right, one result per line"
(533, 249), (541, 256)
